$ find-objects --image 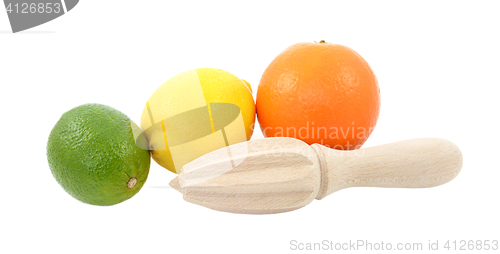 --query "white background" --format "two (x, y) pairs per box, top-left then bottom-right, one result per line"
(1, 1), (499, 253)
